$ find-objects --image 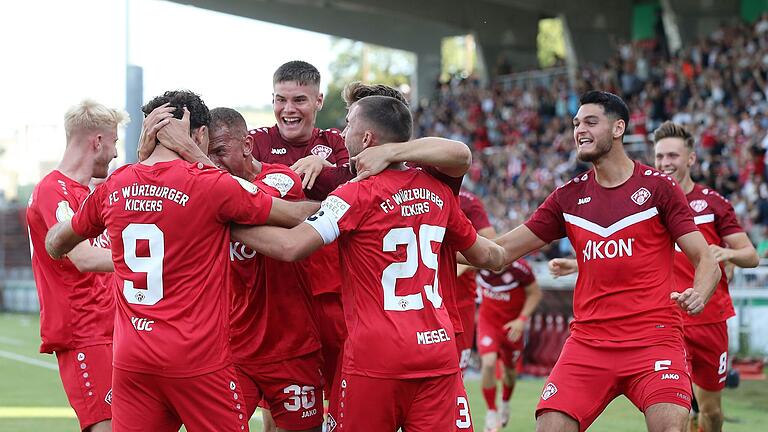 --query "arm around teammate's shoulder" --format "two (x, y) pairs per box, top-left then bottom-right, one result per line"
(231, 222), (324, 262)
